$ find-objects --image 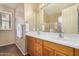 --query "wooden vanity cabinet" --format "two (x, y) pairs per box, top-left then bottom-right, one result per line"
(34, 38), (43, 56)
(27, 36), (35, 56)
(74, 49), (79, 56)
(43, 40), (74, 56)
(55, 51), (66, 56)
(43, 46), (55, 56)
(27, 36), (43, 56)
(26, 36), (30, 55)
(26, 35), (79, 56)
